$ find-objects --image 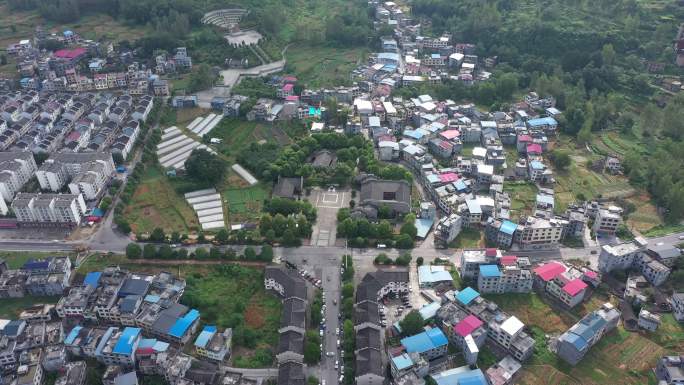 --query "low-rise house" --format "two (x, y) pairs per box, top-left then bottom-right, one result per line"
(533, 261), (588, 308)
(638, 309), (661, 331)
(656, 355), (684, 385)
(400, 327), (448, 360)
(672, 293), (684, 322)
(485, 355), (522, 385)
(194, 326), (232, 362)
(556, 303), (620, 365)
